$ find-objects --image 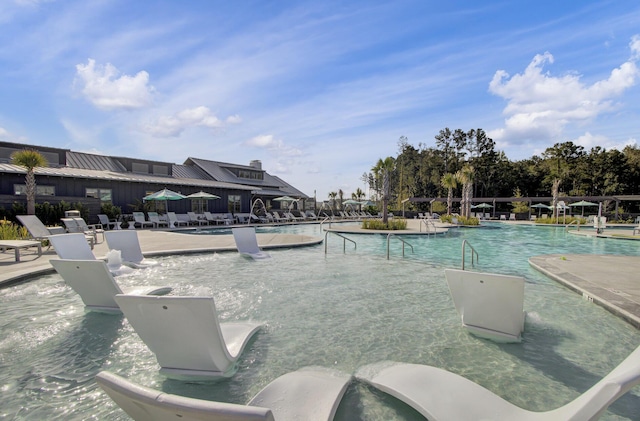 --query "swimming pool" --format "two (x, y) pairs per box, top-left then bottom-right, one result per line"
(1, 223), (639, 419)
